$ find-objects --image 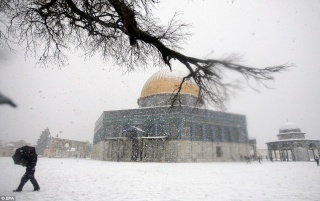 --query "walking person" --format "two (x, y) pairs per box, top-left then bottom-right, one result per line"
(315, 156), (319, 166)
(12, 146), (40, 192)
(245, 156), (251, 164)
(270, 156), (273, 163)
